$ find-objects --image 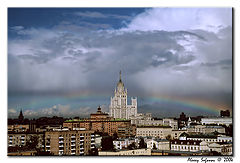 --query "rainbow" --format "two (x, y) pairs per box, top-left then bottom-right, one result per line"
(144, 95), (231, 115)
(63, 92), (231, 115)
